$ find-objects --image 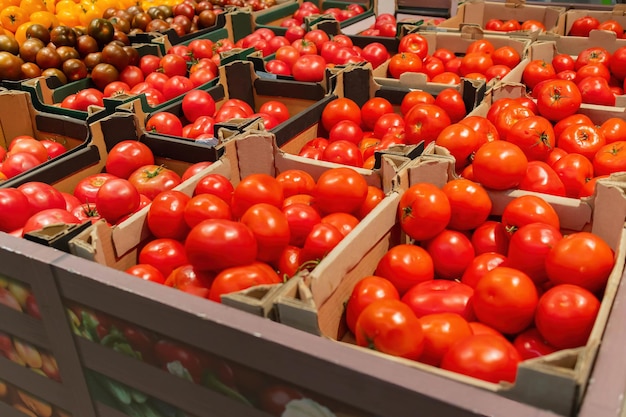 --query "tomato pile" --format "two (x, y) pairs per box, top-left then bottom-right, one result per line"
(484, 18), (547, 32)
(346, 179), (614, 384)
(125, 167), (385, 302)
(360, 13), (445, 38)
(0, 135), (68, 181)
(275, 1), (365, 29)
(568, 16), (624, 37)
